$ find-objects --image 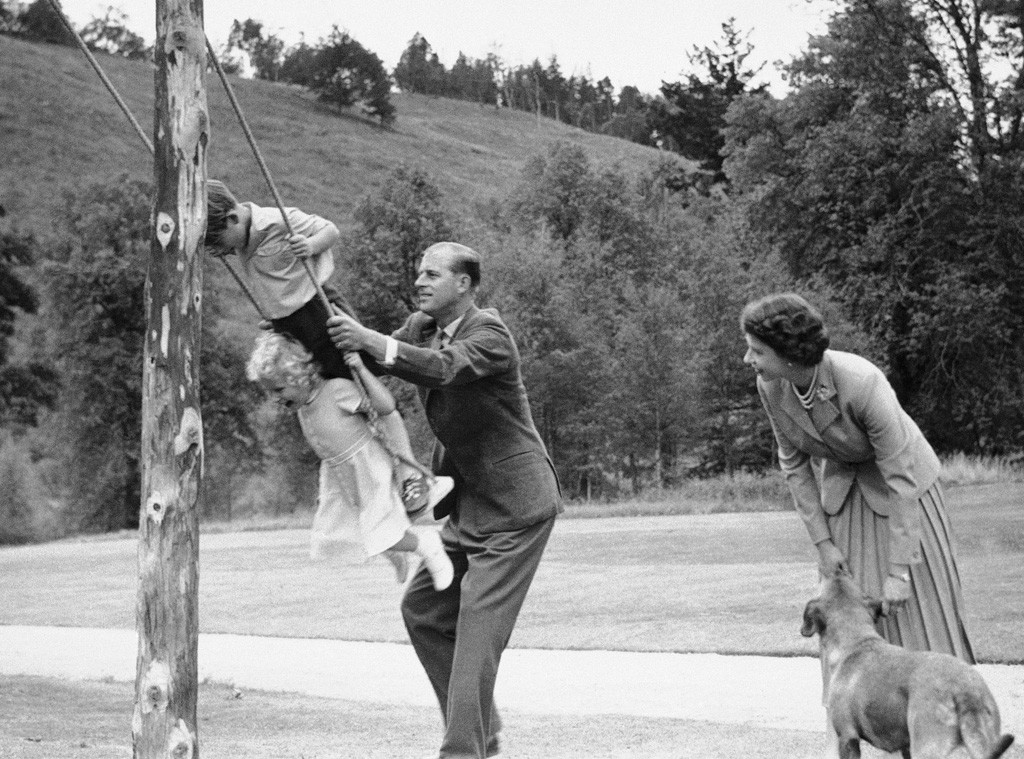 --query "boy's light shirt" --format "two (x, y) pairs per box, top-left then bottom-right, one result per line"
(239, 202), (335, 319)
